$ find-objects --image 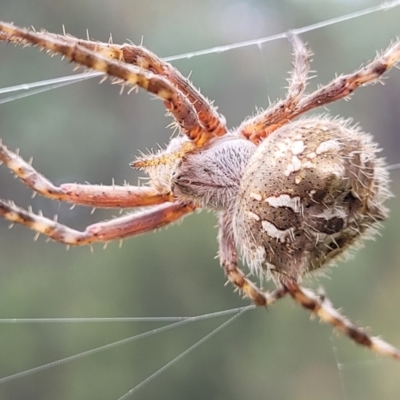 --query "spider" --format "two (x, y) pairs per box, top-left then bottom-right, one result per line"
(0, 21), (399, 360)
